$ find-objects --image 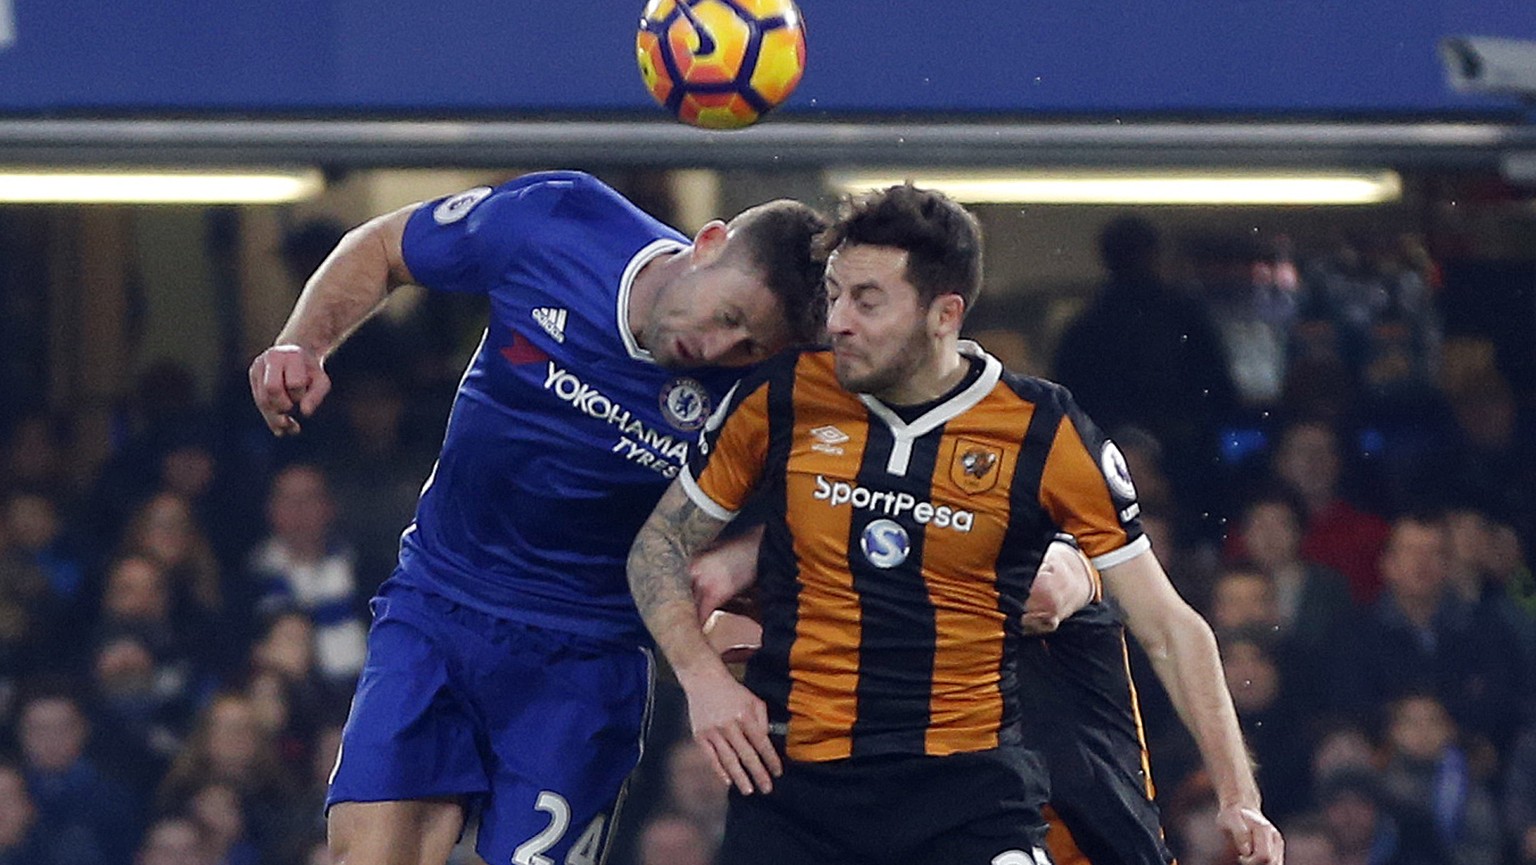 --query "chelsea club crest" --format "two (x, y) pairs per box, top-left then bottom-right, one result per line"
(660, 377), (711, 431)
